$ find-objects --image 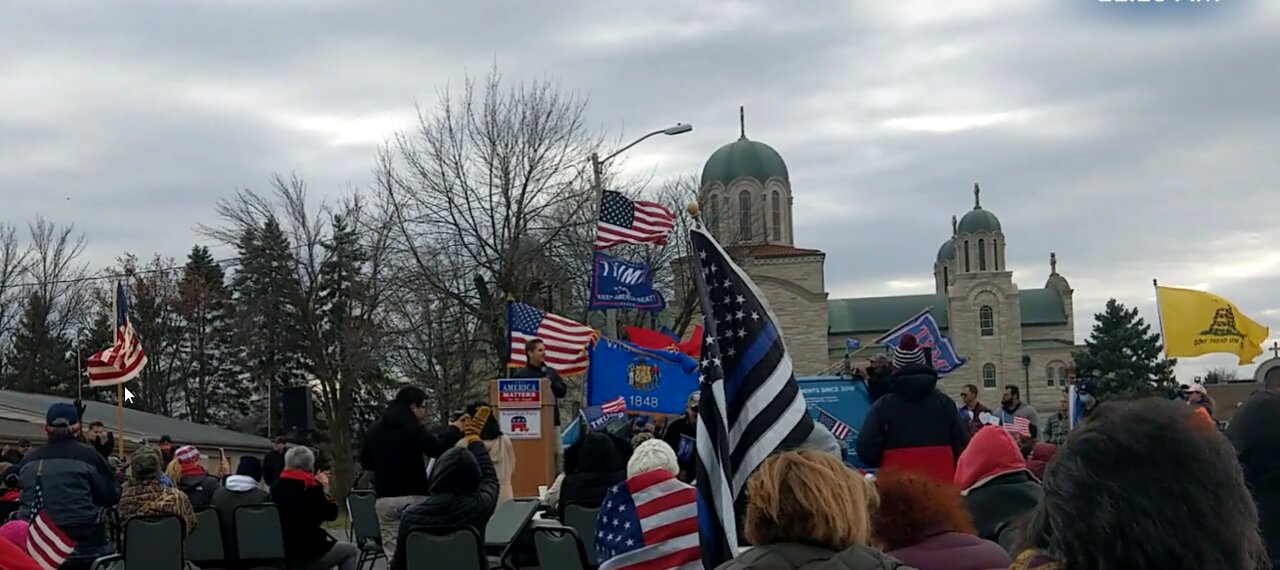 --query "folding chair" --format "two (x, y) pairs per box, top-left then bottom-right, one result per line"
(233, 503), (288, 570)
(92, 515), (189, 570)
(562, 503), (601, 567)
(533, 525), (590, 570)
(484, 498), (539, 568)
(186, 507), (227, 568)
(404, 526), (487, 570)
(346, 490), (386, 570)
